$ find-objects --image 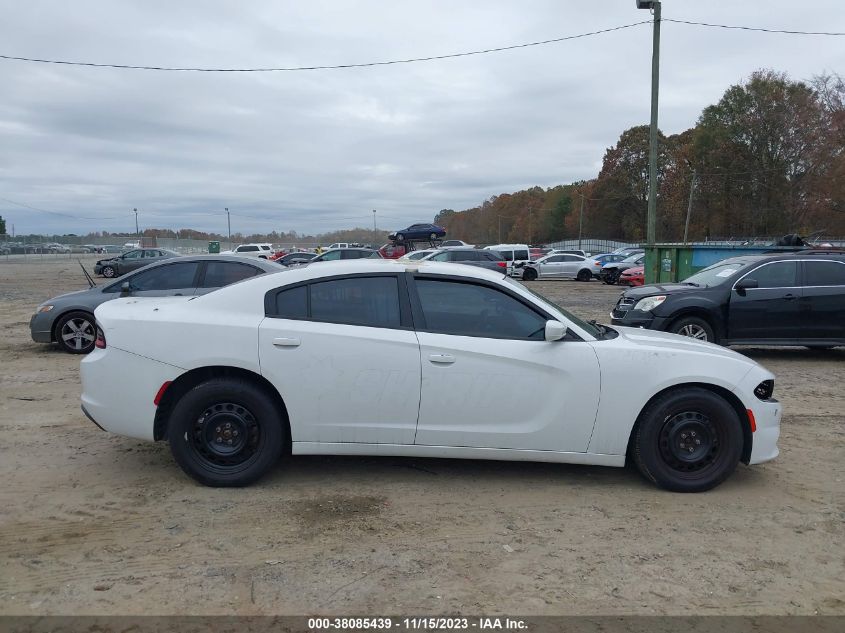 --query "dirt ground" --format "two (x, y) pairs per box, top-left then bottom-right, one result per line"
(0, 257), (843, 616)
